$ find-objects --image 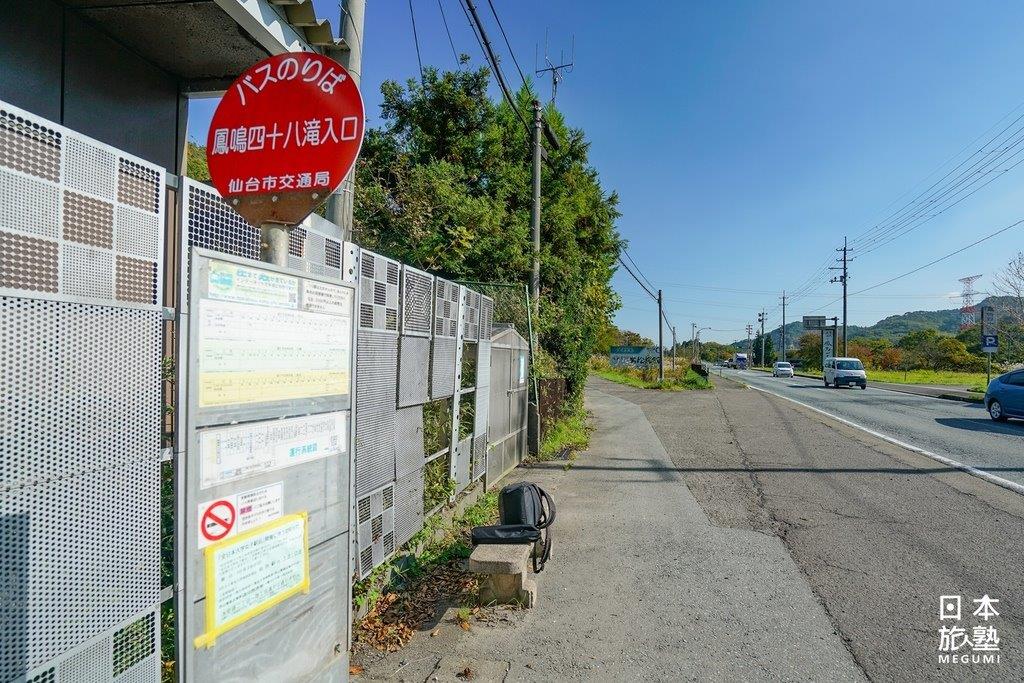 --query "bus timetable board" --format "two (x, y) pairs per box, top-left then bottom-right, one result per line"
(182, 249), (355, 683)
(191, 257), (353, 427)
